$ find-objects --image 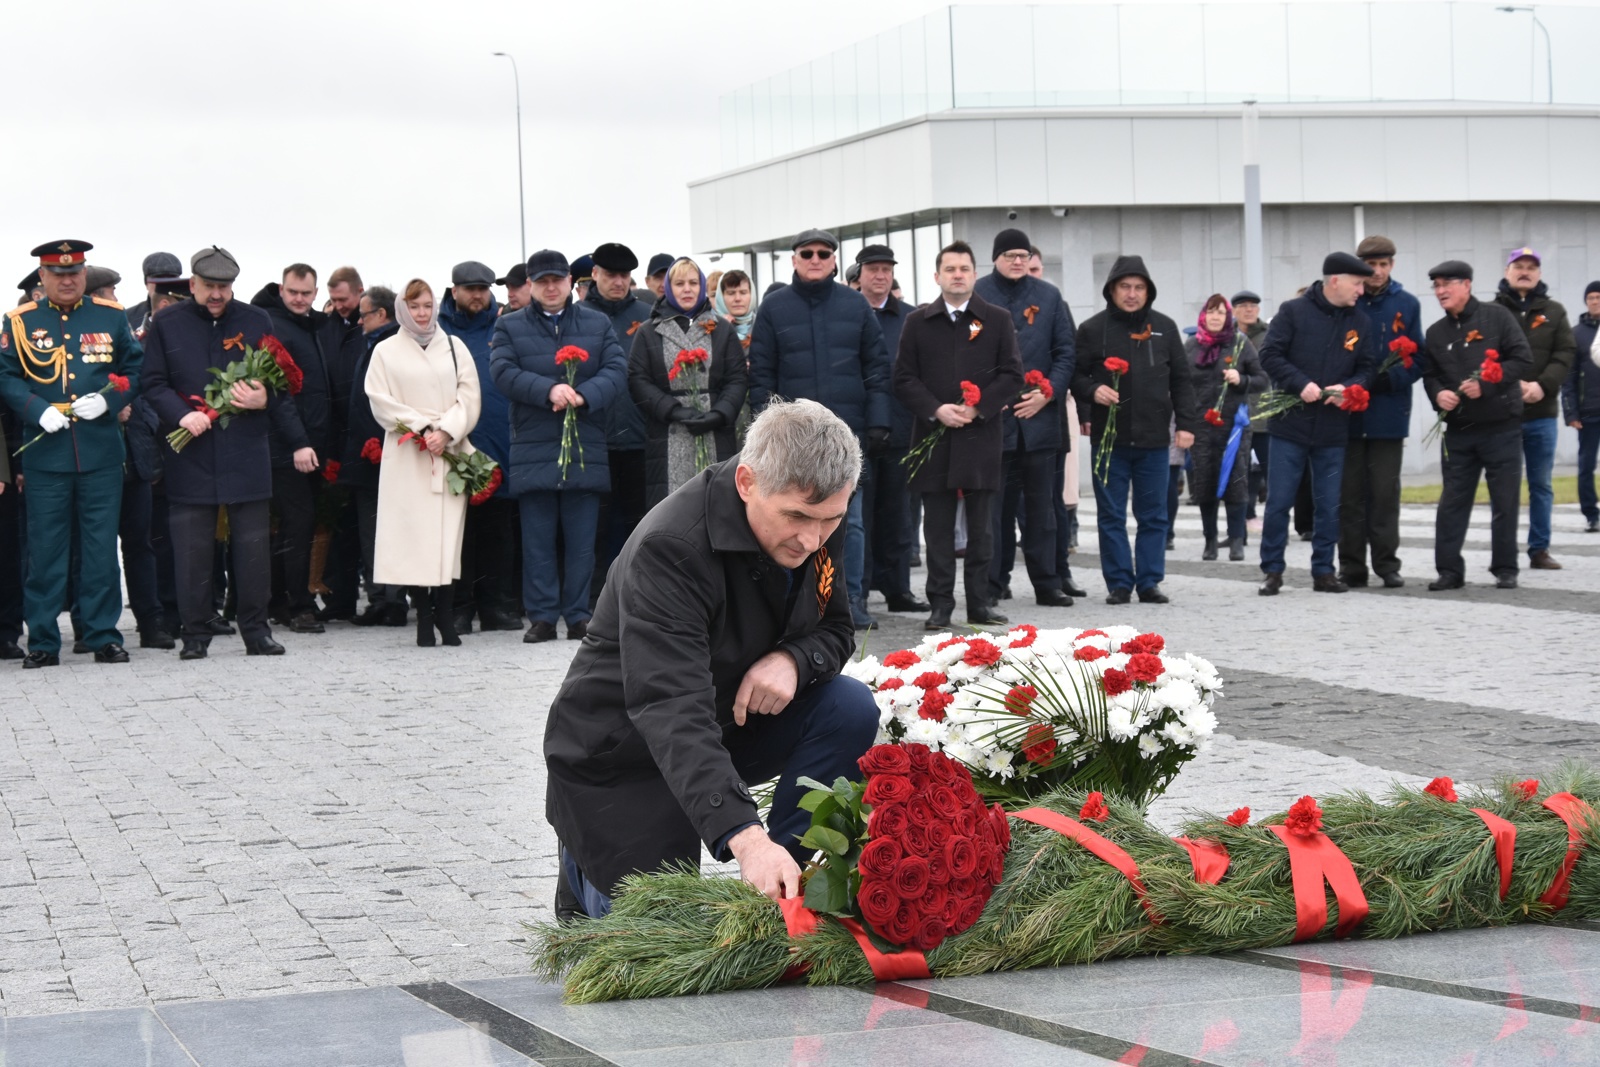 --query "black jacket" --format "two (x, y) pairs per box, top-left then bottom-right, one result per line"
(1071, 257), (1199, 450)
(141, 299), (298, 505)
(1493, 281), (1576, 422)
(1423, 298), (1533, 435)
(747, 274), (890, 437)
(1256, 282), (1378, 447)
(1186, 334), (1266, 426)
(628, 304), (749, 507)
(337, 322), (399, 490)
(251, 283), (332, 465)
(1562, 314), (1600, 423)
(543, 458), (855, 896)
(586, 287), (655, 451)
(320, 310), (366, 457)
(871, 296), (917, 448)
(122, 396), (163, 484)
(975, 271), (1076, 452)
(893, 294), (1025, 492)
